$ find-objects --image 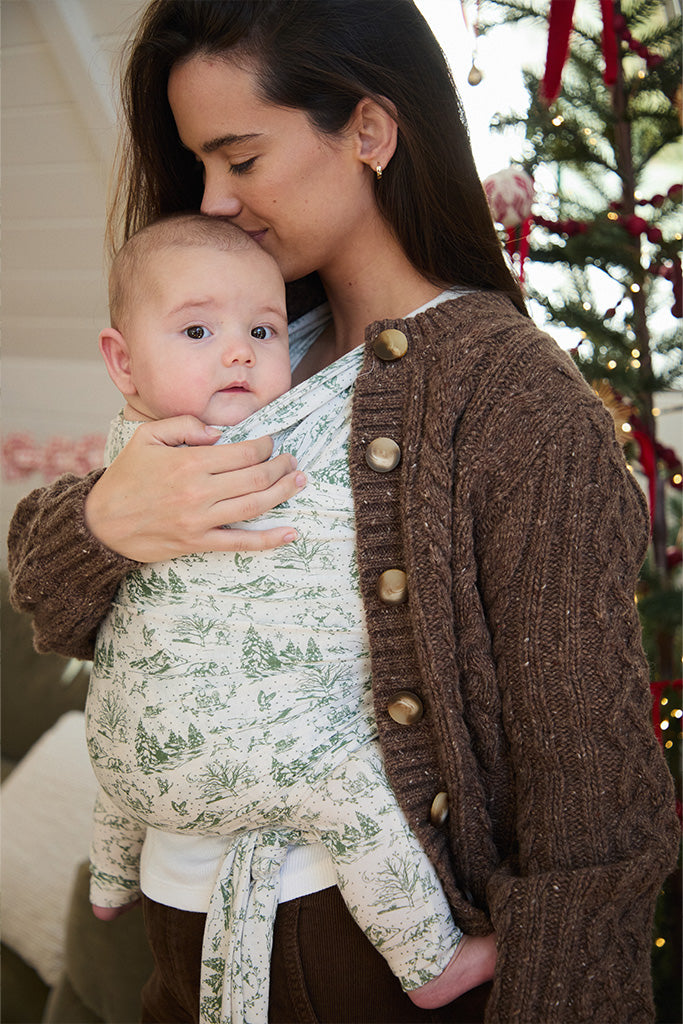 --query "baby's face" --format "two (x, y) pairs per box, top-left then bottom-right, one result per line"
(123, 243), (290, 425)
